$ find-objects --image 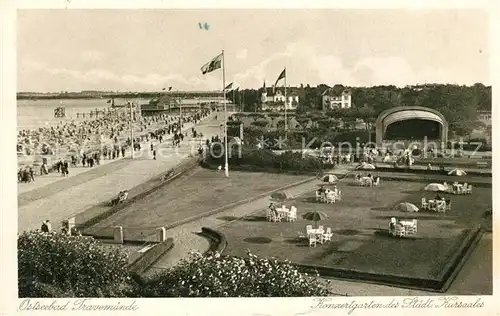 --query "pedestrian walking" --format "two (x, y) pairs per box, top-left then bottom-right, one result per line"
(29, 166), (35, 182)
